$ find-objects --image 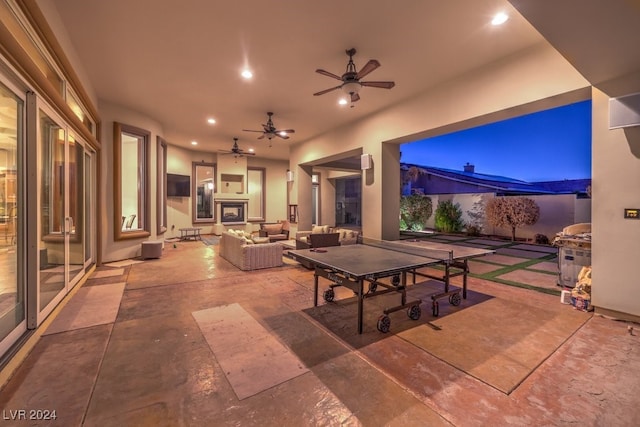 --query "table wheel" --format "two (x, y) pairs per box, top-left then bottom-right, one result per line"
(323, 289), (335, 302)
(377, 314), (391, 333)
